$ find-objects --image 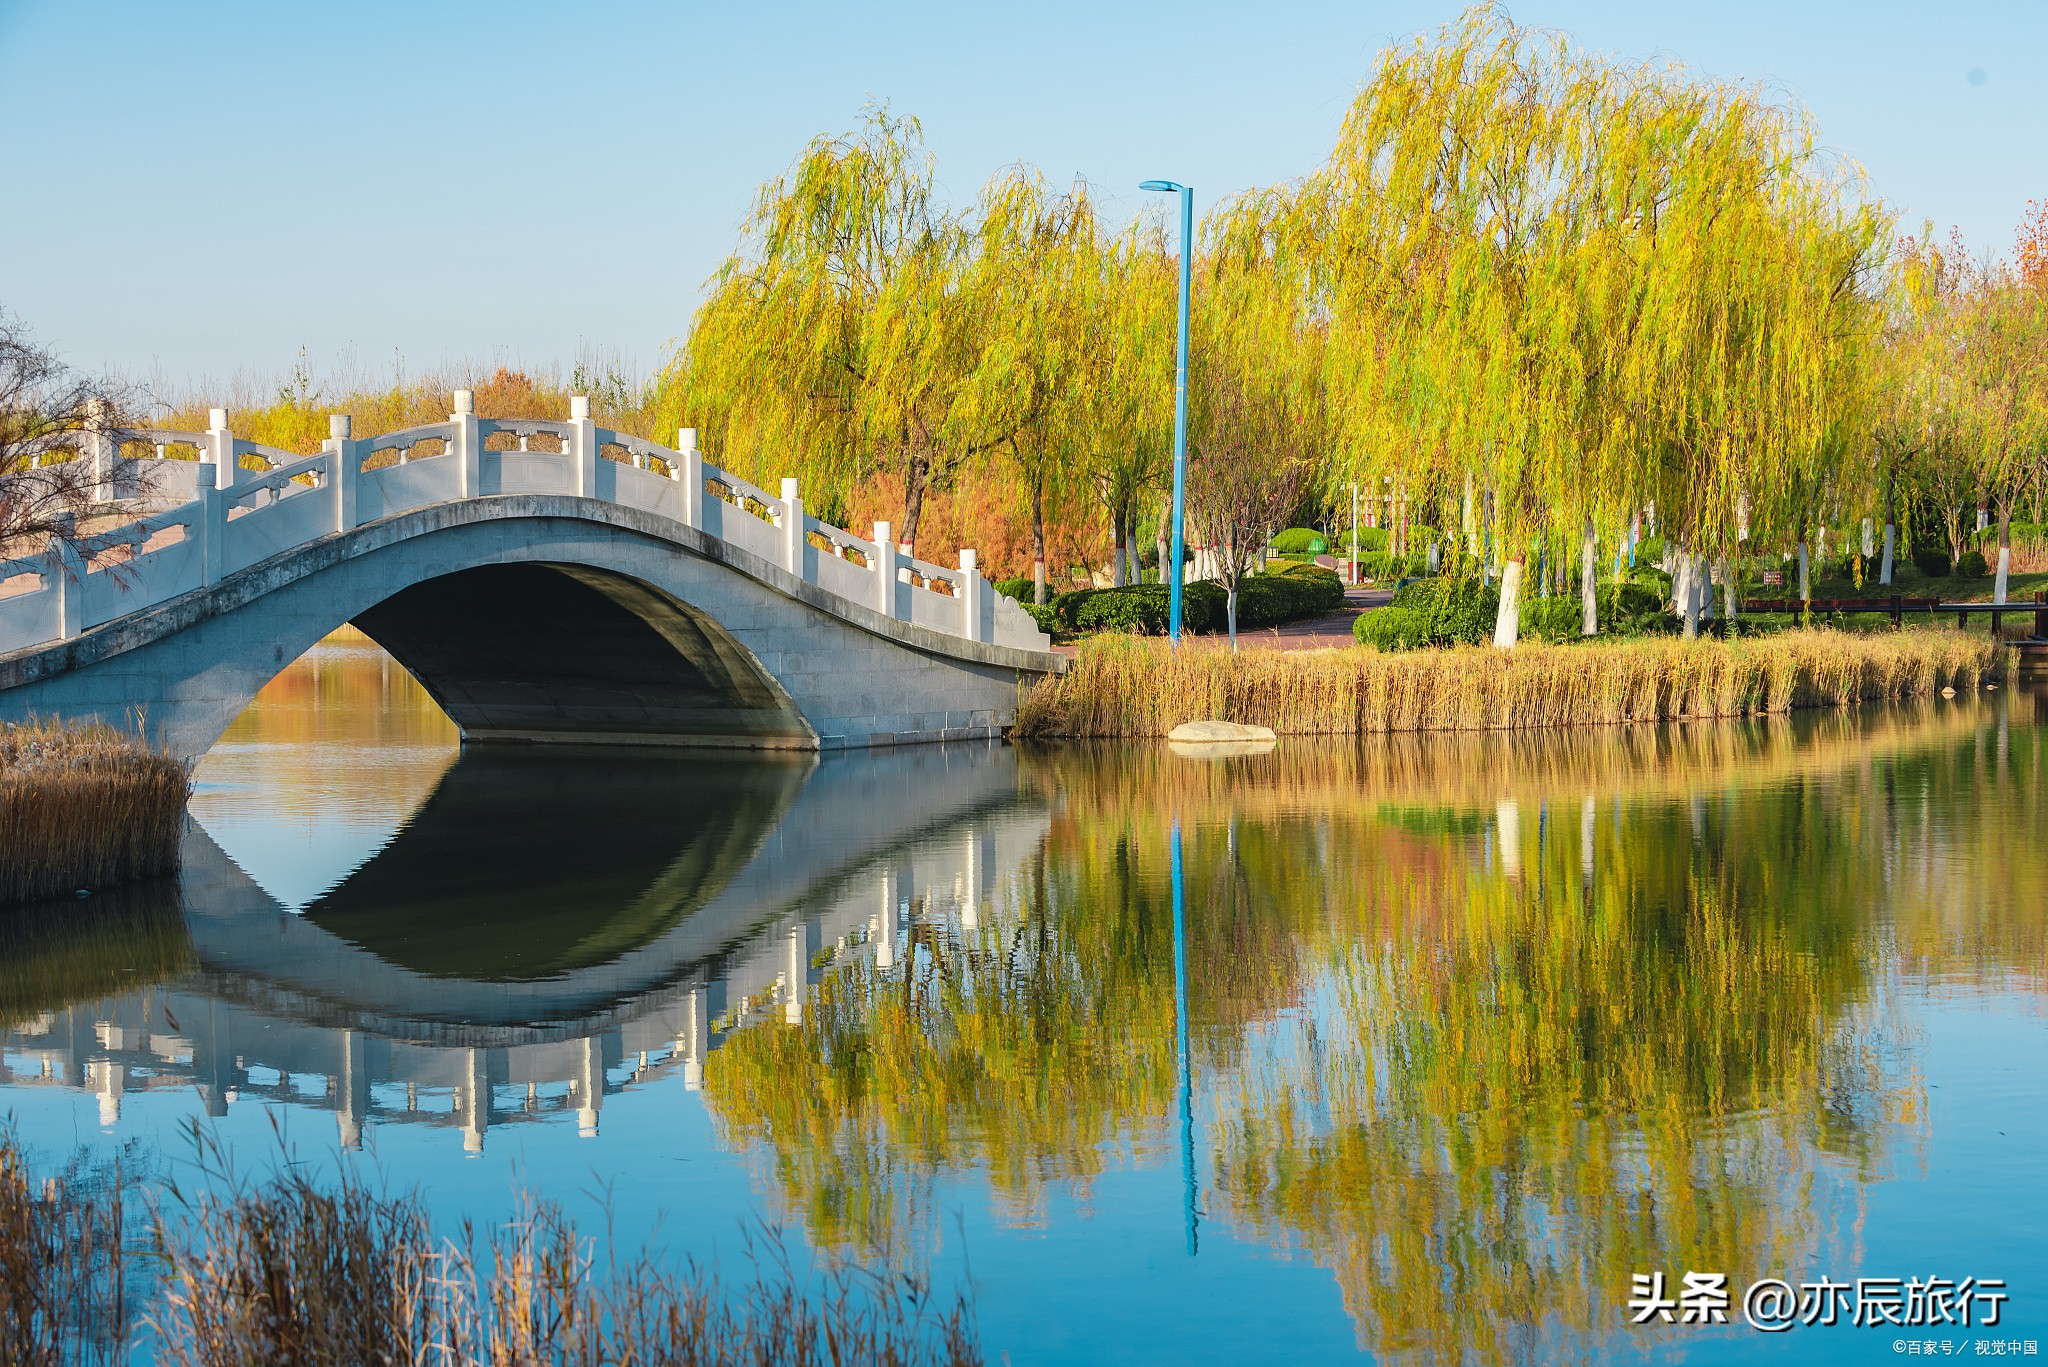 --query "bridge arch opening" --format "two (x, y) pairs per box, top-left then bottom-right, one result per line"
(349, 562), (815, 749)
